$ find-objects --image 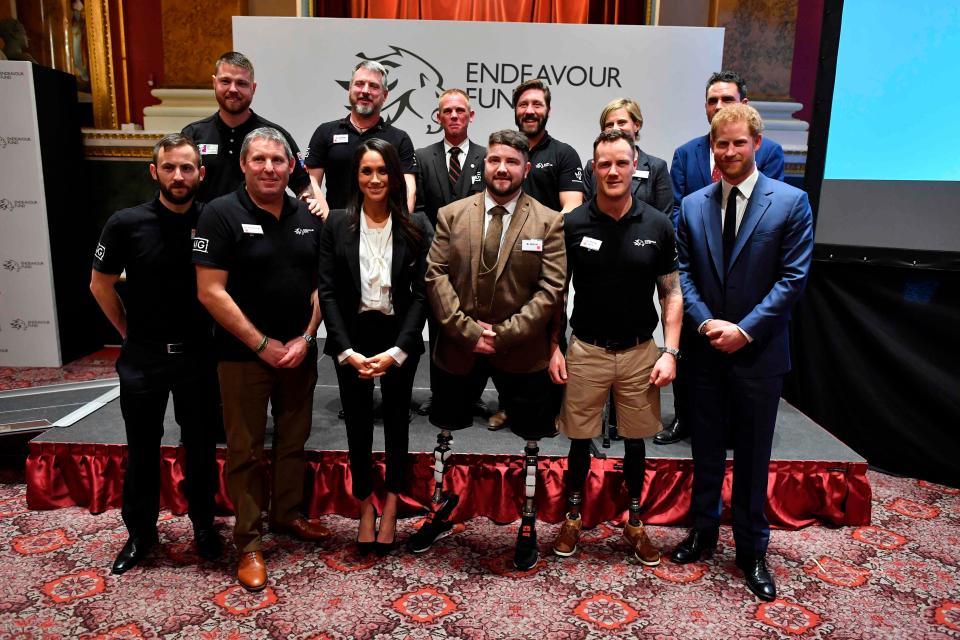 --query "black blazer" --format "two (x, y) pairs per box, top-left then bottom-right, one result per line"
(582, 147), (673, 216)
(318, 209), (434, 358)
(414, 139), (486, 227)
